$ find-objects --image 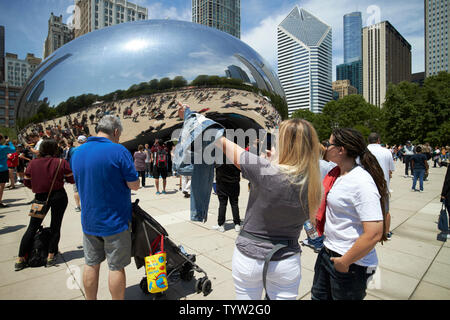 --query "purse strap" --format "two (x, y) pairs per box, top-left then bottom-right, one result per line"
(45, 158), (63, 205)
